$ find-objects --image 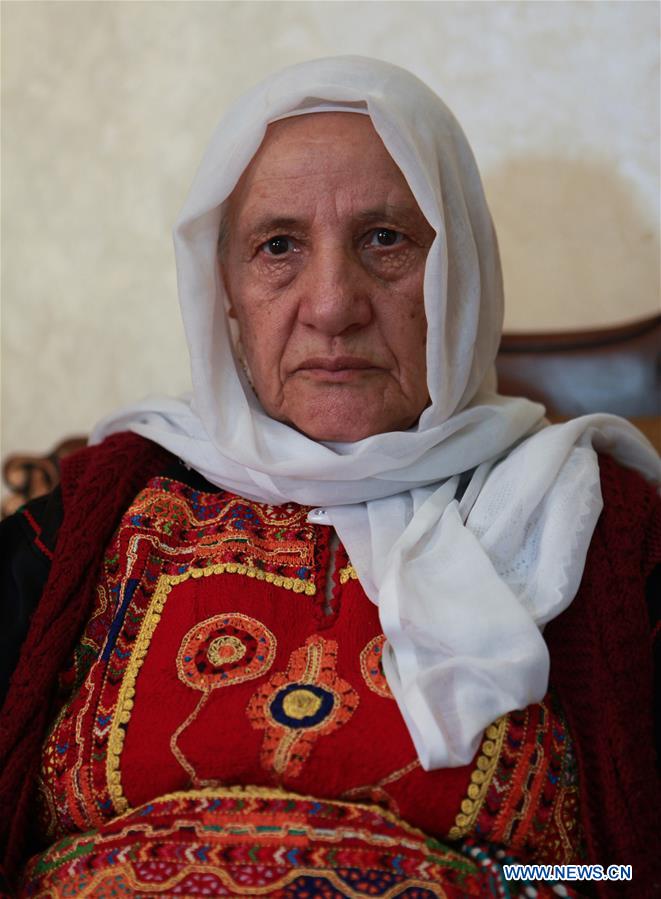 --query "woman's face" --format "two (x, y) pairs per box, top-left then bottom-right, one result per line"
(221, 112), (435, 442)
